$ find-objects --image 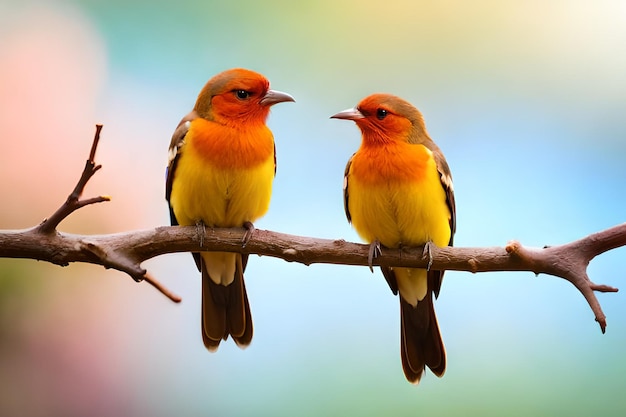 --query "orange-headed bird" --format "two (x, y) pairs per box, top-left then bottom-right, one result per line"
(166, 68), (294, 350)
(332, 94), (455, 383)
